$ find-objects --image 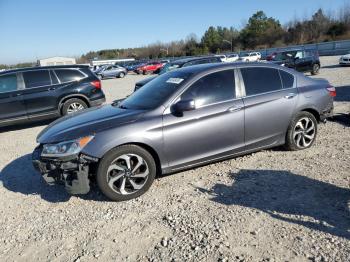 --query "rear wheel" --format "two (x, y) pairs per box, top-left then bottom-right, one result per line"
(311, 64), (320, 75)
(96, 145), (156, 201)
(285, 111), (318, 151)
(62, 98), (88, 115)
